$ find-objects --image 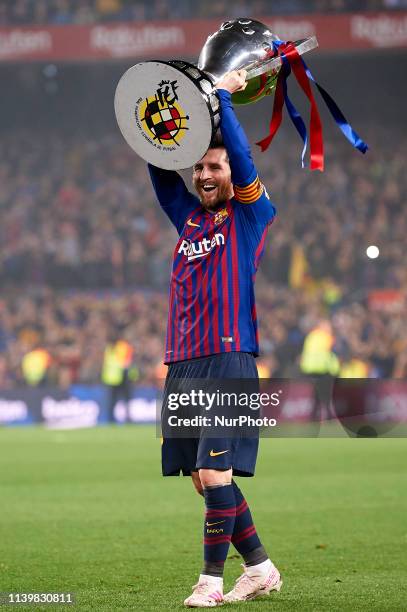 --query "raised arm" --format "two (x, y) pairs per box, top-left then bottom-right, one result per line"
(216, 87), (256, 187)
(215, 71), (276, 225)
(148, 164), (199, 235)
